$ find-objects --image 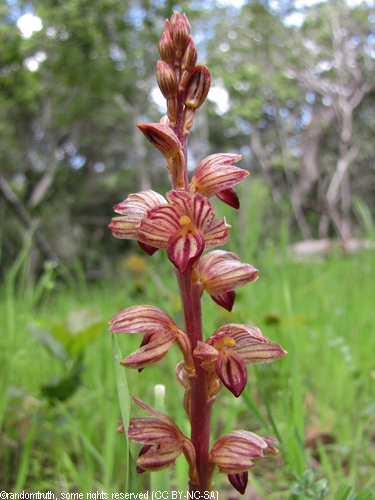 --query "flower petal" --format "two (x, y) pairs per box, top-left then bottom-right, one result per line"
(137, 123), (182, 160)
(137, 204), (182, 249)
(203, 217), (231, 249)
(210, 430), (268, 473)
(130, 396), (181, 430)
(215, 350), (248, 397)
(108, 216), (140, 239)
(109, 190), (168, 240)
(114, 190), (167, 216)
(136, 442), (184, 471)
(263, 437), (279, 456)
(213, 324), (266, 343)
(129, 419), (181, 443)
(108, 305), (180, 336)
(216, 188), (240, 209)
(197, 250), (258, 297)
(193, 341), (219, 370)
(190, 153), (247, 199)
(210, 291), (236, 312)
(226, 326), (287, 365)
(138, 241), (159, 256)
(136, 444), (153, 474)
(167, 227), (205, 274)
(166, 191), (215, 231)
(228, 471), (248, 495)
(121, 332), (177, 369)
